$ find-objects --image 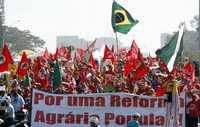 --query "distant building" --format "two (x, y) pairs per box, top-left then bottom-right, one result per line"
(56, 36), (120, 50)
(95, 37), (118, 50)
(56, 36), (87, 48)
